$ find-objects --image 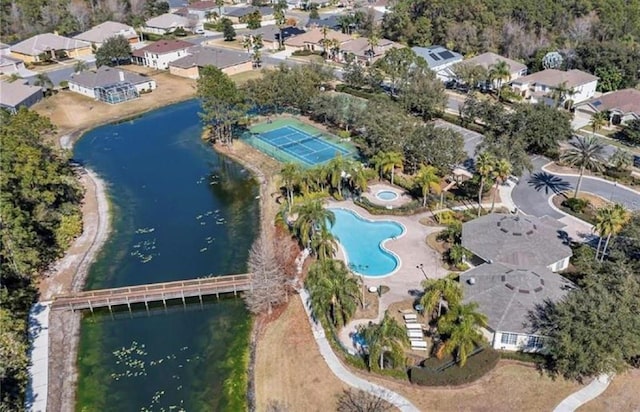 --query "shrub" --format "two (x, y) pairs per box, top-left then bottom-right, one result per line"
(335, 84), (382, 100)
(498, 350), (547, 364)
(409, 348), (500, 386)
(58, 80), (69, 89)
(354, 197), (430, 216)
(561, 197), (589, 213)
(604, 167), (631, 180)
(292, 49), (322, 57)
